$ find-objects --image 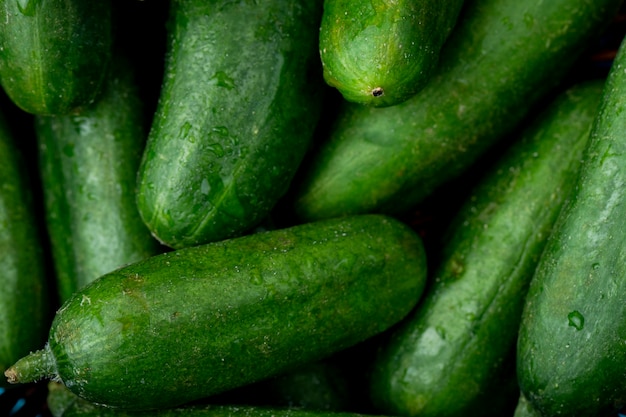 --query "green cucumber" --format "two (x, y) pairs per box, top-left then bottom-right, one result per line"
(0, 0), (112, 115)
(5, 214), (427, 410)
(136, 0), (325, 249)
(291, 0), (622, 222)
(368, 80), (604, 417)
(319, 0), (465, 107)
(211, 358), (357, 412)
(47, 381), (386, 417)
(516, 33), (626, 417)
(0, 108), (50, 386)
(34, 55), (163, 304)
